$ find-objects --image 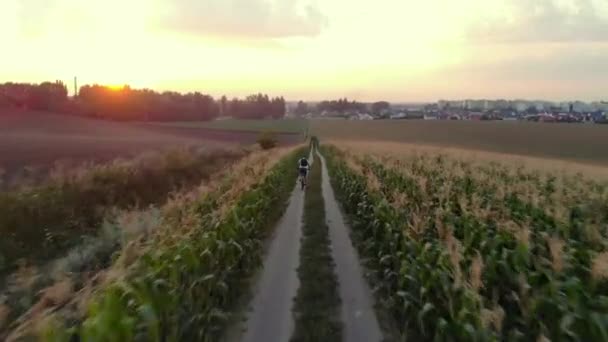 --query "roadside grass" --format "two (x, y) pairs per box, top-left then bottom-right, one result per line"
(291, 152), (342, 342)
